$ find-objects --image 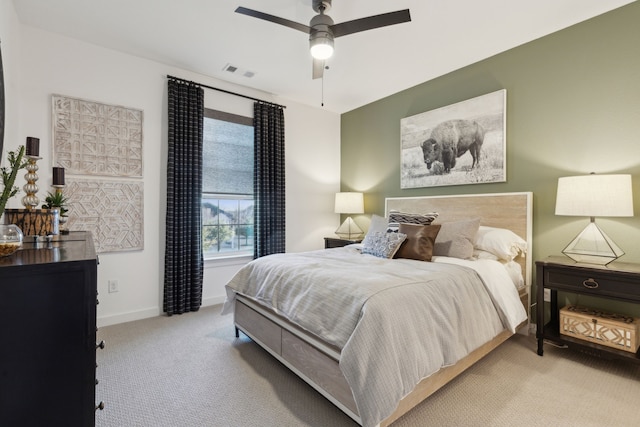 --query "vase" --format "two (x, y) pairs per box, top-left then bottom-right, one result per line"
(0, 223), (23, 256)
